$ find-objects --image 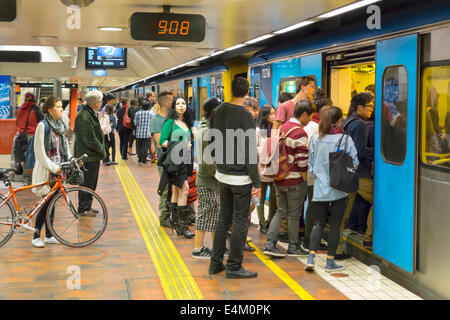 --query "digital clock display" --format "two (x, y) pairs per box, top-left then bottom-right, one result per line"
(130, 12), (206, 42)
